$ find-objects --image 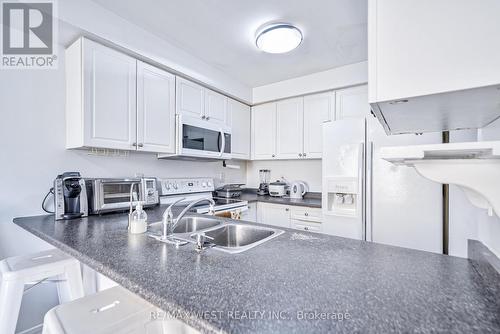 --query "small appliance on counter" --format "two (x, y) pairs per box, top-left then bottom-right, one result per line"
(54, 172), (88, 220)
(257, 169), (271, 196)
(289, 181), (308, 199)
(215, 184), (245, 198)
(269, 180), (288, 197)
(86, 177), (159, 214)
